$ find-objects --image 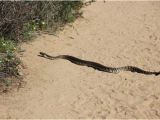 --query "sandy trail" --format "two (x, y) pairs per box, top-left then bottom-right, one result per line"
(1, 1), (160, 119)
